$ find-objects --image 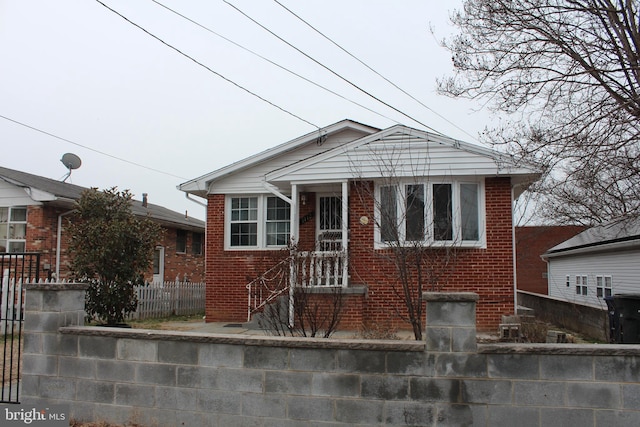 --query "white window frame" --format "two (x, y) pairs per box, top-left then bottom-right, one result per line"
(373, 179), (485, 248)
(0, 206), (27, 253)
(575, 275), (588, 296)
(225, 194), (290, 250)
(596, 275), (612, 298)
